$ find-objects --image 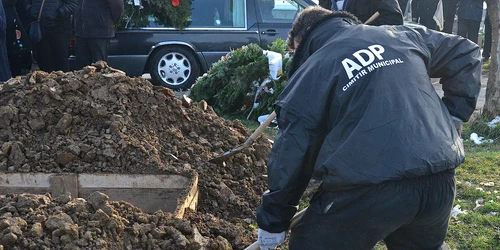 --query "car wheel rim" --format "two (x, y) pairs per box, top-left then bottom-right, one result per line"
(157, 52), (191, 86)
